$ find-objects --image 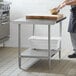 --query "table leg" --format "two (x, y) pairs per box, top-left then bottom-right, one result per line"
(3, 41), (5, 47)
(48, 24), (51, 70)
(59, 21), (62, 59)
(18, 24), (21, 69)
(33, 24), (35, 36)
